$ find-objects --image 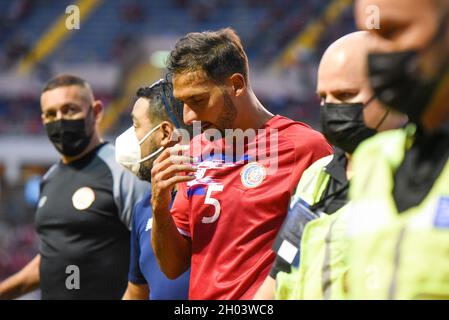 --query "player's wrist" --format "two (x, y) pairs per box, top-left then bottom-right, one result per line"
(152, 201), (171, 219)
